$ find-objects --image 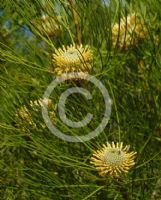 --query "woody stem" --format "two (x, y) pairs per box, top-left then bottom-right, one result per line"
(68, 0), (81, 45)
